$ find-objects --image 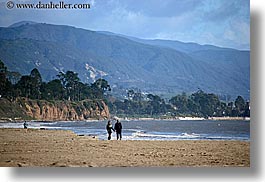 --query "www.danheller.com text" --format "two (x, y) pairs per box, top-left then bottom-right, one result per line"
(6, 1), (91, 10)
